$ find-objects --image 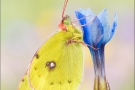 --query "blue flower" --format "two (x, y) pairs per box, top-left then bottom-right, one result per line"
(75, 8), (118, 89)
(75, 8), (117, 48)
